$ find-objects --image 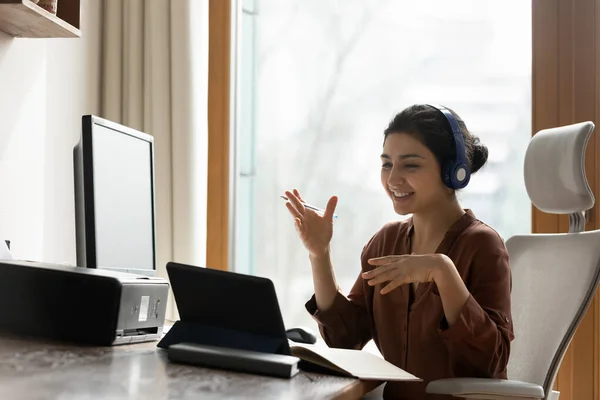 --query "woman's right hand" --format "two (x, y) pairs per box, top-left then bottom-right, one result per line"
(284, 189), (338, 258)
